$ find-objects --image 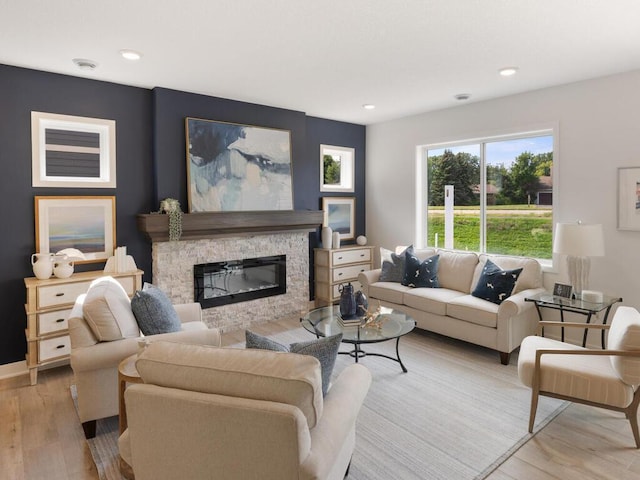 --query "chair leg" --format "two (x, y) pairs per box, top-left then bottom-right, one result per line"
(528, 389), (539, 433)
(344, 458), (352, 478)
(82, 420), (97, 439)
(627, 398), (640, 449)
(500, 352), (511, 365)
